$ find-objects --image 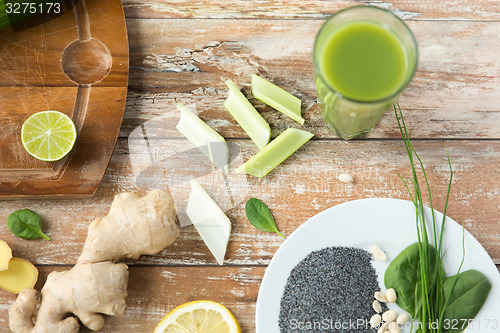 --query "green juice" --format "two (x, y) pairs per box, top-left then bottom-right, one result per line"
(319, 21), (408, 101)
(314, 7), (417, 140)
